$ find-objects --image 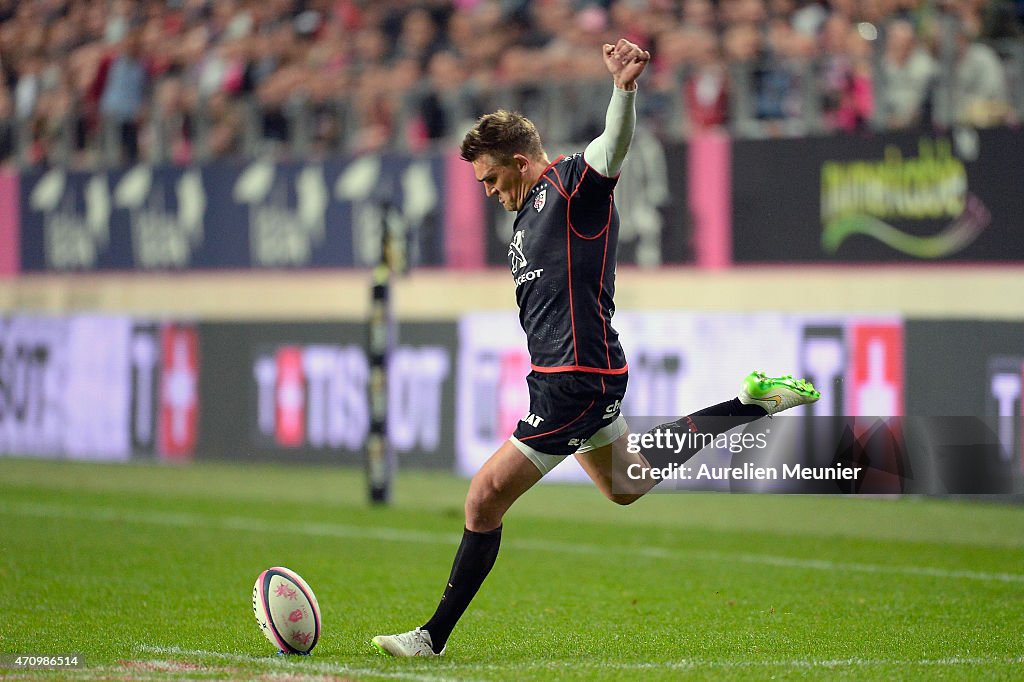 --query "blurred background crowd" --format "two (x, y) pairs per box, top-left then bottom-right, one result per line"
(1, 0), (1022, 168)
